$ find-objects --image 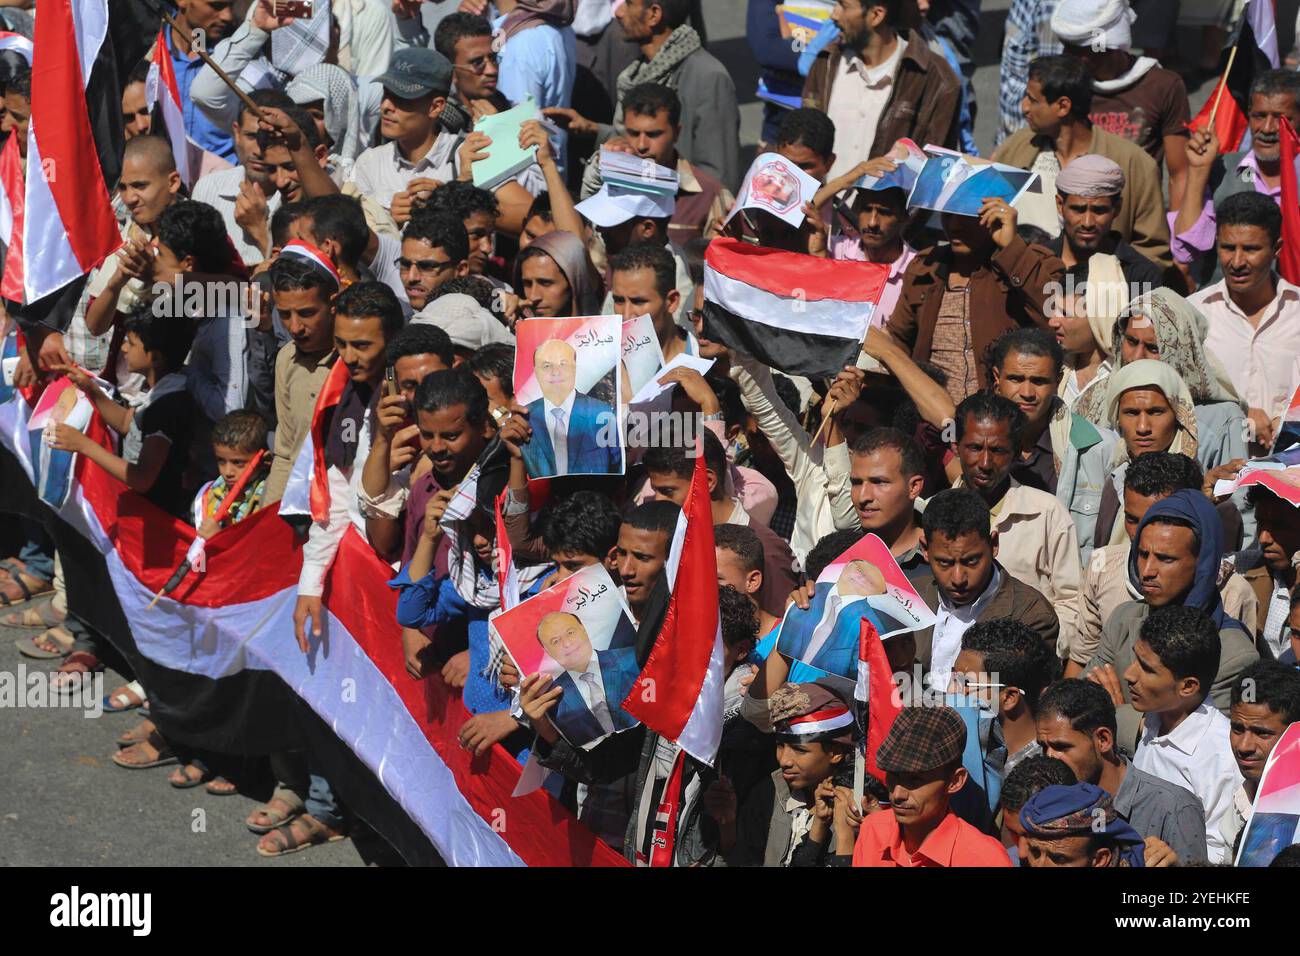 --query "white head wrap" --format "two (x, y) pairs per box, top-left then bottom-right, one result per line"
(1051, 0), (1136, 51)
